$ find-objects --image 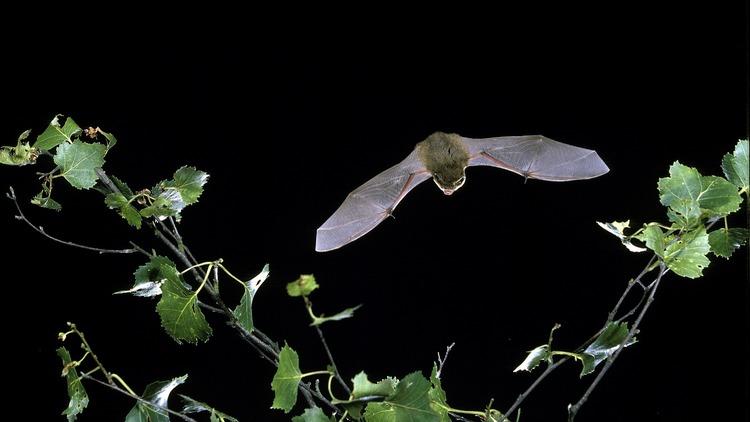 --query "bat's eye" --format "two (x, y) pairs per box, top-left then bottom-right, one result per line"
(454, 176), (466, 188)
